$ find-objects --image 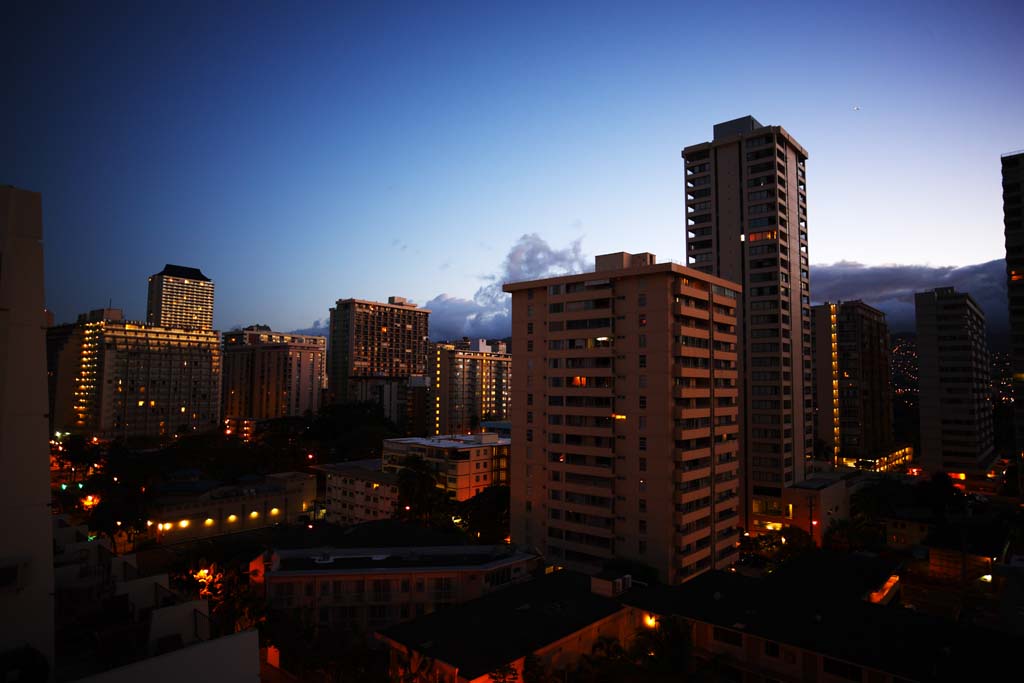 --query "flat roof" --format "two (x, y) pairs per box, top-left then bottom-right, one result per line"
(313, 460), (398, 485)
(621, 563), (1019, 680)
(502, 259), (742, 294)
(385, 434), (510, 449)
(378, 571), (625, 679)
(271, 545), (536, 574)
